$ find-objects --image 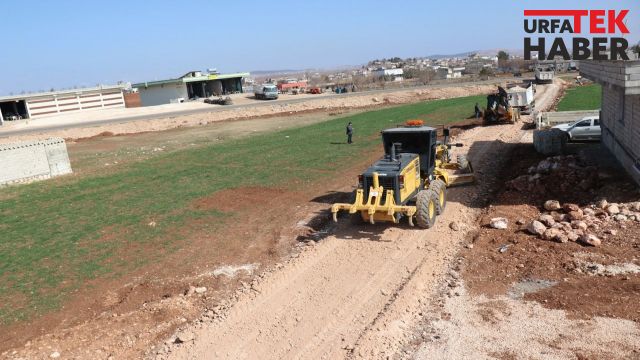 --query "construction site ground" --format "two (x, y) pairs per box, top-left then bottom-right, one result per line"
(3, 79), (639, 360)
